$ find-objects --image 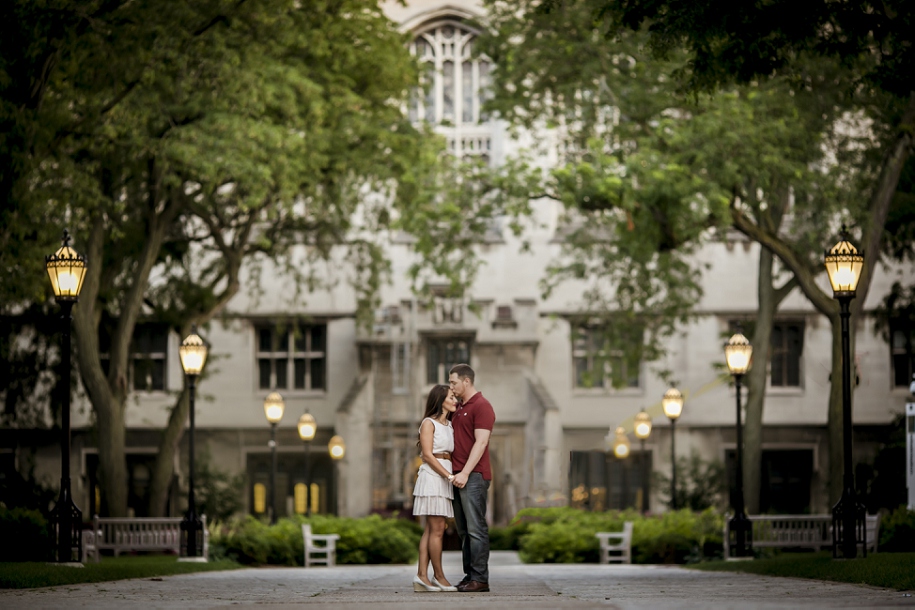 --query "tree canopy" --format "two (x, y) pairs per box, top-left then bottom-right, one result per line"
(480, 0), (915, 504)
(573, 0), (914, 98)
(1, 0), (533, 516)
